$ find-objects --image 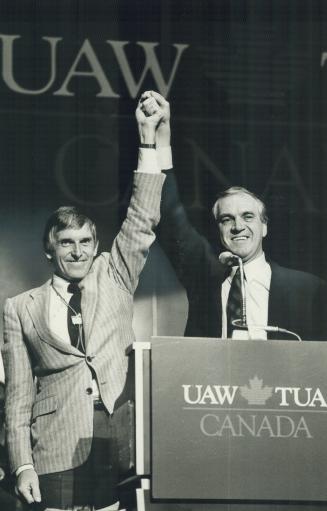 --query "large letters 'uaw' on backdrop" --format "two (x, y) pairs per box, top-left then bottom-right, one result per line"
(152, 338), (327, 502)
